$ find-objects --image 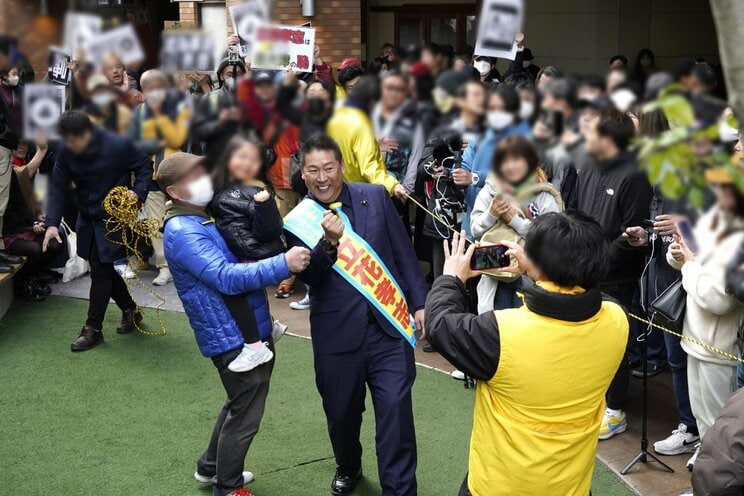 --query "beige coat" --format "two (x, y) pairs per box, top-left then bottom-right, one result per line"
(667, 205), (744, 365)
